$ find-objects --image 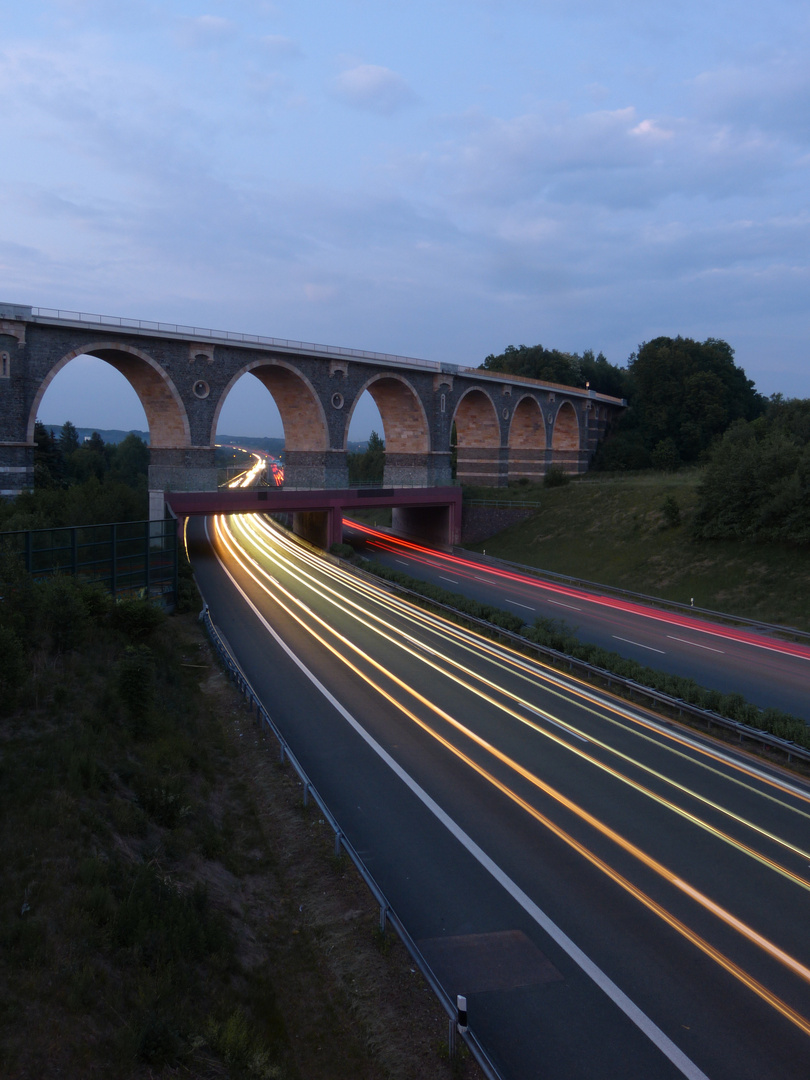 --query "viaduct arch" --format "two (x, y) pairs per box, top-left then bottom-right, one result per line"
(0, 304), (625, 512)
